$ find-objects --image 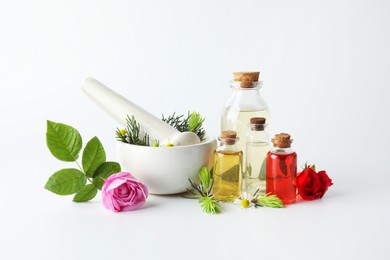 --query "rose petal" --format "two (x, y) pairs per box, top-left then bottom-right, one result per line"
(317, 171), (333, 198)
(101, 172), (148, 212)
(296, 168), (321, 200)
